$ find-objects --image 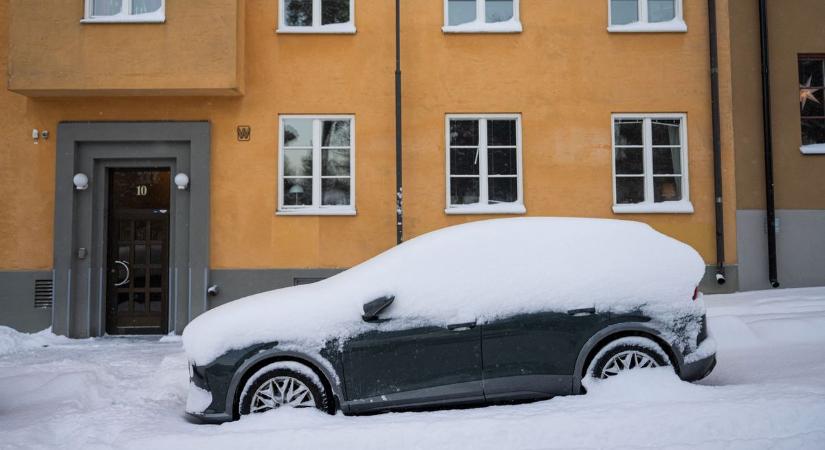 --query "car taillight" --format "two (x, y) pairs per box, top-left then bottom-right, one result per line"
(692, 287), (699, 301)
